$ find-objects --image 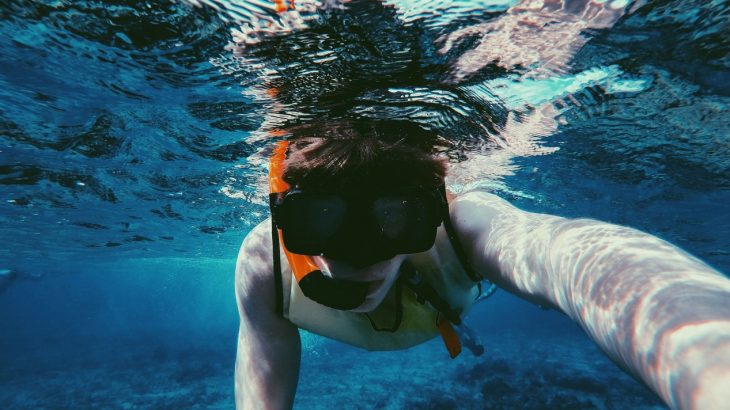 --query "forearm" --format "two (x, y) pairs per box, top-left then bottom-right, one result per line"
(234, 224), (302, 410)
(451, 191), (730, 409)
(234, 323), (301, 410)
